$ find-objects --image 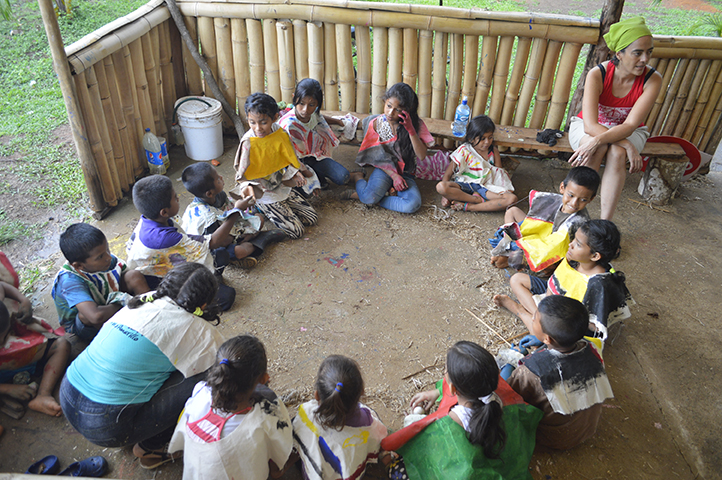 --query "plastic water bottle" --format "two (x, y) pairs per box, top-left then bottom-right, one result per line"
(452, 96), (471, 138)
(143, 128), (166, 175)
(158, 137), (170, 170)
